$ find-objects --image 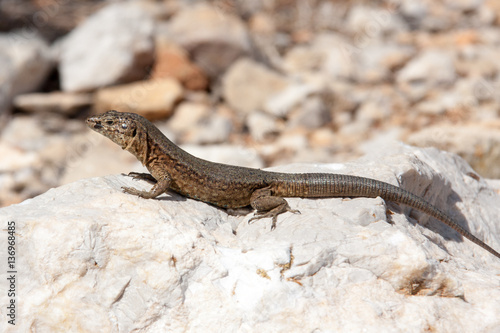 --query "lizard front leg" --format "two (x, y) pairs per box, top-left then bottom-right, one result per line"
(248, 186), (300, 230)
(124, 172), (157, 183)
(122, 173), (171, 199)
